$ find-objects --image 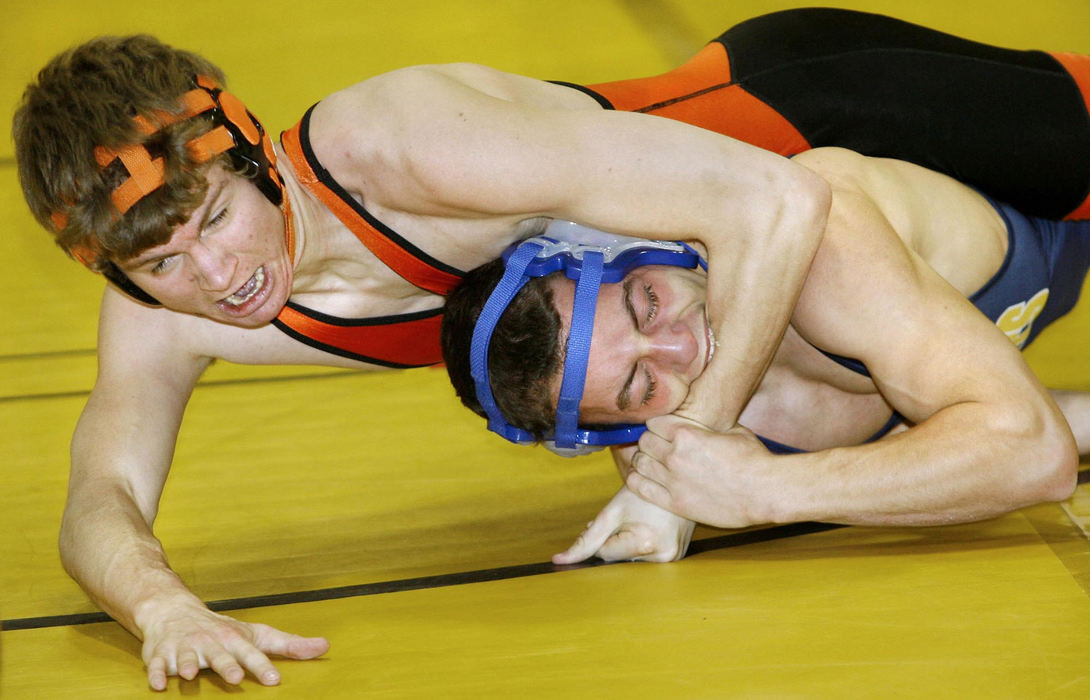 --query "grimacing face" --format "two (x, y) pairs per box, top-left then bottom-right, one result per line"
(548, 264), (713, 426)
(117, 164), (292, 327)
